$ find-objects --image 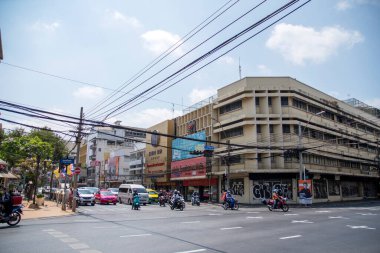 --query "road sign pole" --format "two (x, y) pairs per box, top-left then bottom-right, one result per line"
(72, 107), (83, 212)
